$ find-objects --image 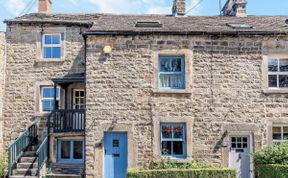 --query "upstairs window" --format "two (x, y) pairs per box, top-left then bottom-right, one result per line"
(268, 58), (288, 89)
(160, 123), (186, 158)
(158, 56), (185, 89)
(41, 86), (60, 111)
(272, 126), (288, 143)
(43, 34), (62, 59)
